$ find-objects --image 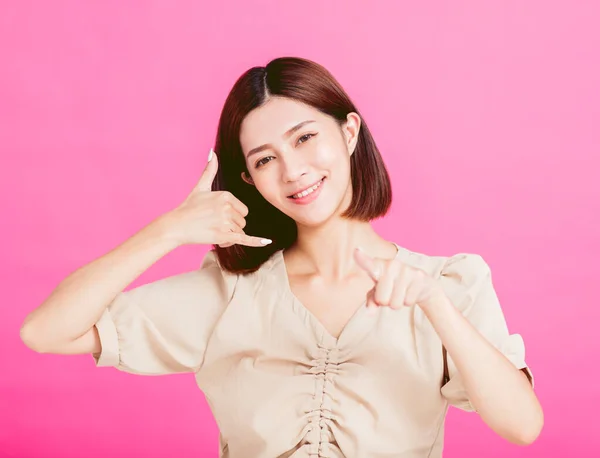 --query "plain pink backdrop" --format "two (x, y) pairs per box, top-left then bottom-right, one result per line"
(1, 1), (598, 457)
